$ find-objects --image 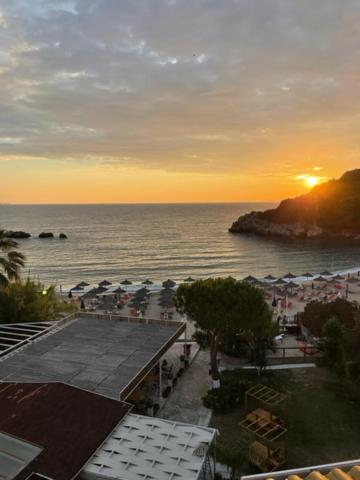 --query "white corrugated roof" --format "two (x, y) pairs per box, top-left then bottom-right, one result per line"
(82, 413), (216, 480)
